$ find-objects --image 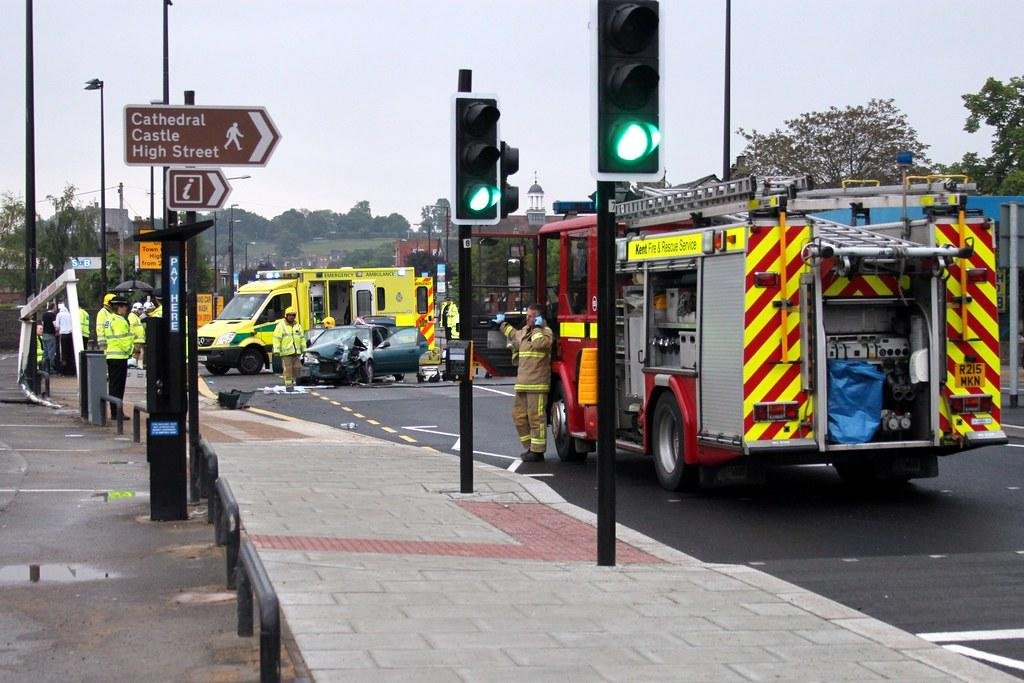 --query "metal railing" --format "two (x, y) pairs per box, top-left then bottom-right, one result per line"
(213, 477), (241, 589)
(131, 404), (149, 443)
(237, 538), (282, 683)
(99, 395), (125, 435)
(198, 438), (219, 523)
